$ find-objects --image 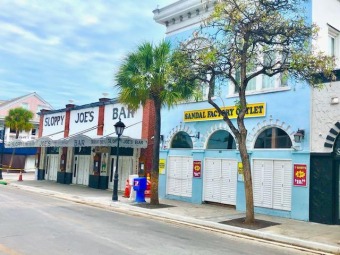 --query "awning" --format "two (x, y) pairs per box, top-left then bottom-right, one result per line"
(5, 135), (148, 149)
